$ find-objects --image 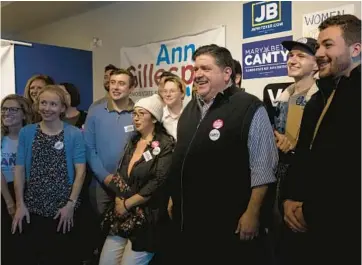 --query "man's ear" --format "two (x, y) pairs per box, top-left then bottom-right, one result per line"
(223, 67), (232, 82)
(350, 42), (361, 62)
